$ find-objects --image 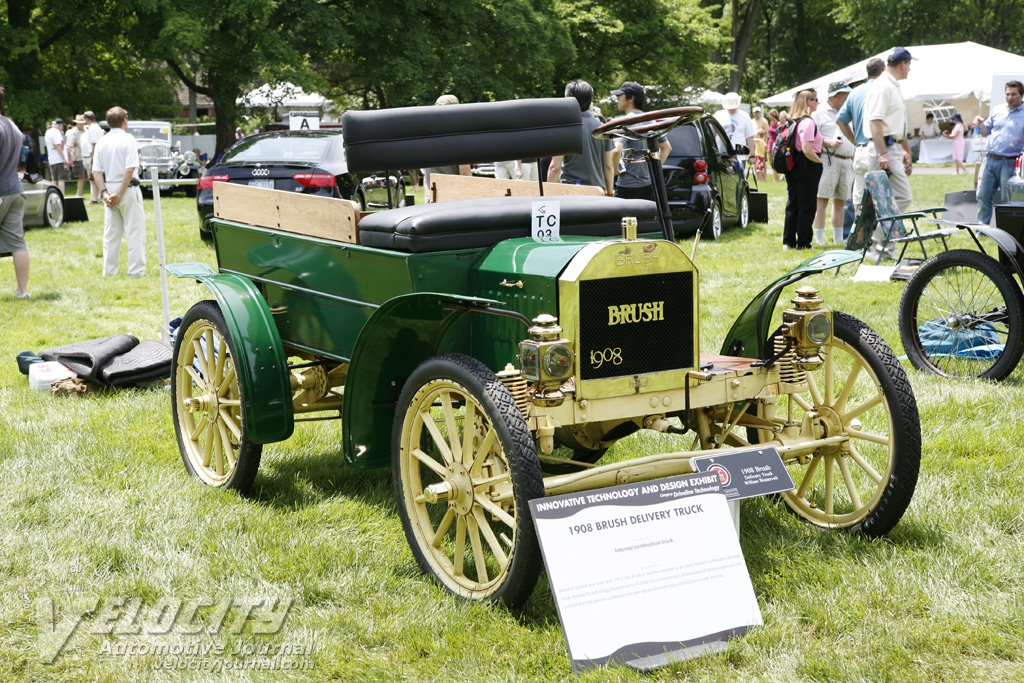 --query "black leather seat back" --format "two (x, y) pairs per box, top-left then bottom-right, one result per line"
(342, 99), (583, 173)
(357, 196), (659, 253)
